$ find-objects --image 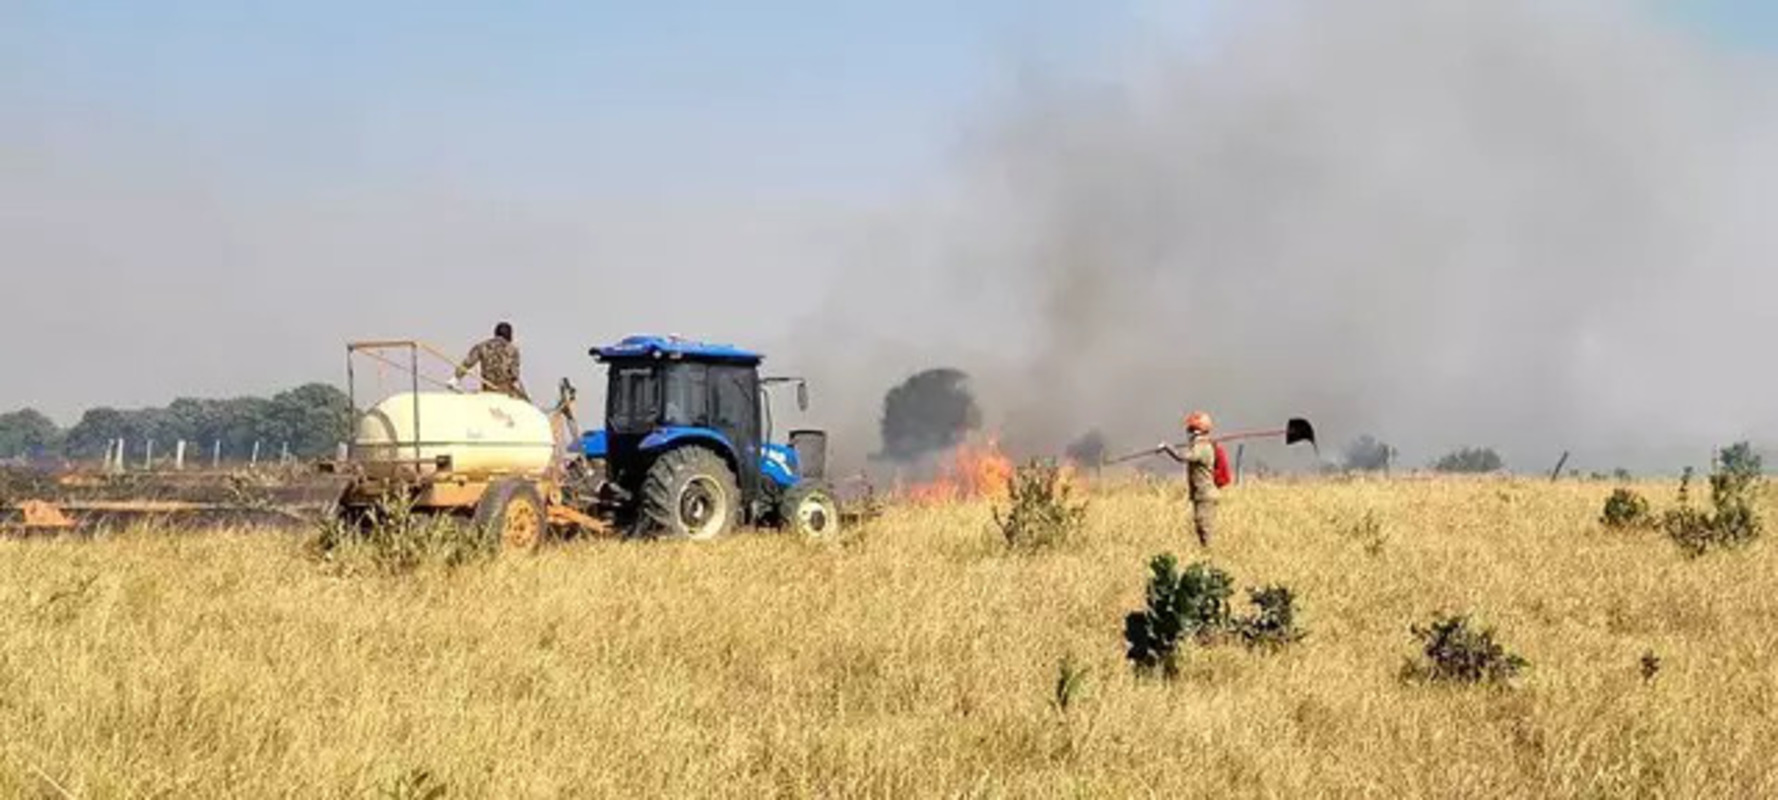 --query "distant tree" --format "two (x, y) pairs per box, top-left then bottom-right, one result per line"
(269, 383), (352, 457)
(63, 407), (129, 459)
(1342, 435), (1397, 472)
(0, 409), (62, 459)
(1717, 442), (1764, 477)
(57, 383), (353, 462)
(878, 368), (982, 462)
(1065, 429), (1108, 467)
(1433, 447), (1504, 474)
